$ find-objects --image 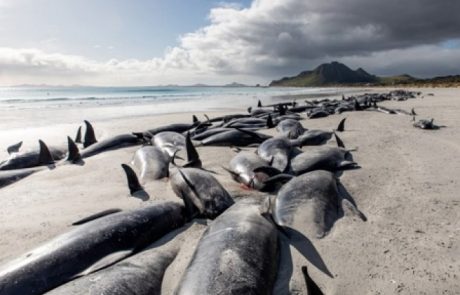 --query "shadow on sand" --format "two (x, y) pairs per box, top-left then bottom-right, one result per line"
(273, 226), (332, 294)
